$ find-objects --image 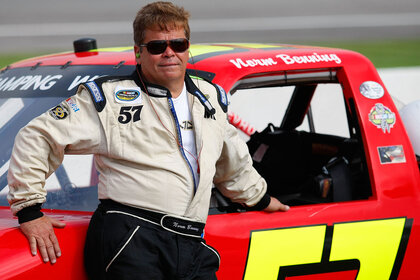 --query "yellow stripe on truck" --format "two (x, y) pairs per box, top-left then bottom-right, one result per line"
(243, 217), (409, 280)
(330, 218), (406, 280)
(189, 45), (234, 57)
(244, 225), (326, 280)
